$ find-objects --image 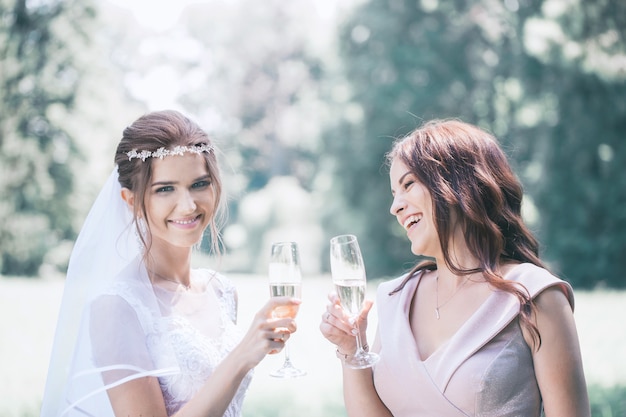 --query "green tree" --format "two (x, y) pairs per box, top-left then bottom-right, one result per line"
(0, 0), (96, 275)
(322, 0), (626, 287)
(179, 0), (326, 192)
(525, 0), (626, 288)
(170, 0), (333, 269)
